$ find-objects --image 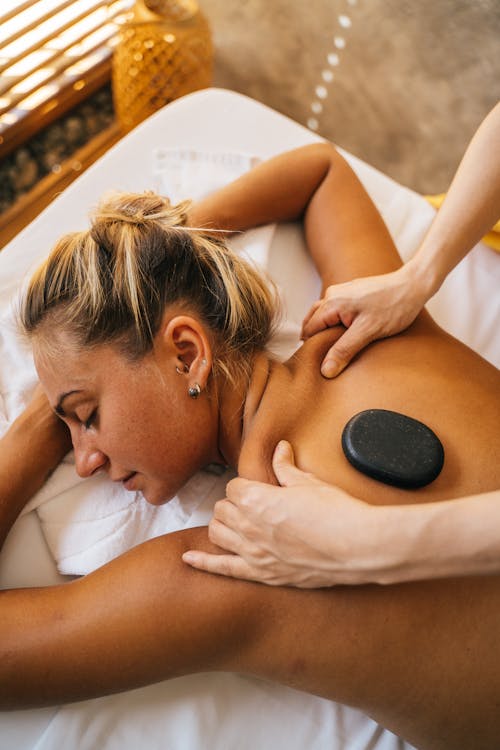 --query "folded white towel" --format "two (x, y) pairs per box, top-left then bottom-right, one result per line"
(1, 150), (275, 576)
